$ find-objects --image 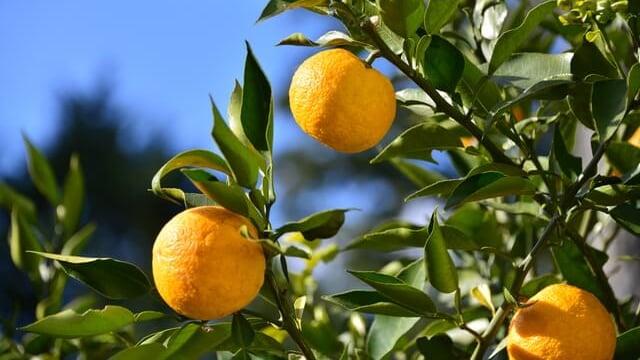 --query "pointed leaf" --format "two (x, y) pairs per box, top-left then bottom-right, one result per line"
(424, 212), (458, 293)
(257, 0), (329, 22)
(615, 326), (640, 360)
(348, 223), (476, 252)
(151, 149), (230, 203)
(242, 42), (273, 152)
(228, 81), (250, 146)
(607, 141), (640, 174)
(372, 122), (462, 163)
(377, 0), (425, 37)
(23, 135), (59, 204)
(423, 35), (464, 93)
(19, 305), (135, 338)
(0, 182), (37, 222)
(162, 323), (232, 359)
(406, 179), (462, 201)
(592, 79), (627, 142)
(367, 315), (419, 360)
(323, 291), (422, 317)
(8, 209), (43, 275)
(492, 52), (573, 89)
(610, 202), (640, 236)
(232, 313), (255, 348)
(571, 39), (619, 80)
(30, 252), (151, 299)
(489, 0), (556, 74)
(424, 0), (461, 34)
(61, 154), (84, 235)
(274, 209), (350, 240)
(491, 77), (574, 122)
(349, 271), (436, 314)
(181, 169), (249, 219)
(108, 343), (166, 360)
(552, 124), (582, 181)
(278, 30), (369, 48)
(60, 222), (96, 256)
(585, 184), (640, 206)
(211, 98), (263, 188)
(445, 172), (537, 209)
(627, 63), (640, 104)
